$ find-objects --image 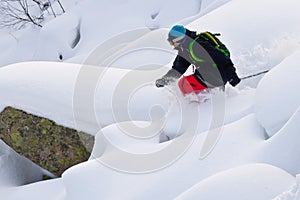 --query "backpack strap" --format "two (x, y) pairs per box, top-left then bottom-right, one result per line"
(201, 32), (220, 47)
(188, 35), (217, 68)
(200, 32), (230, 57)
(188, 35), (205, 63)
